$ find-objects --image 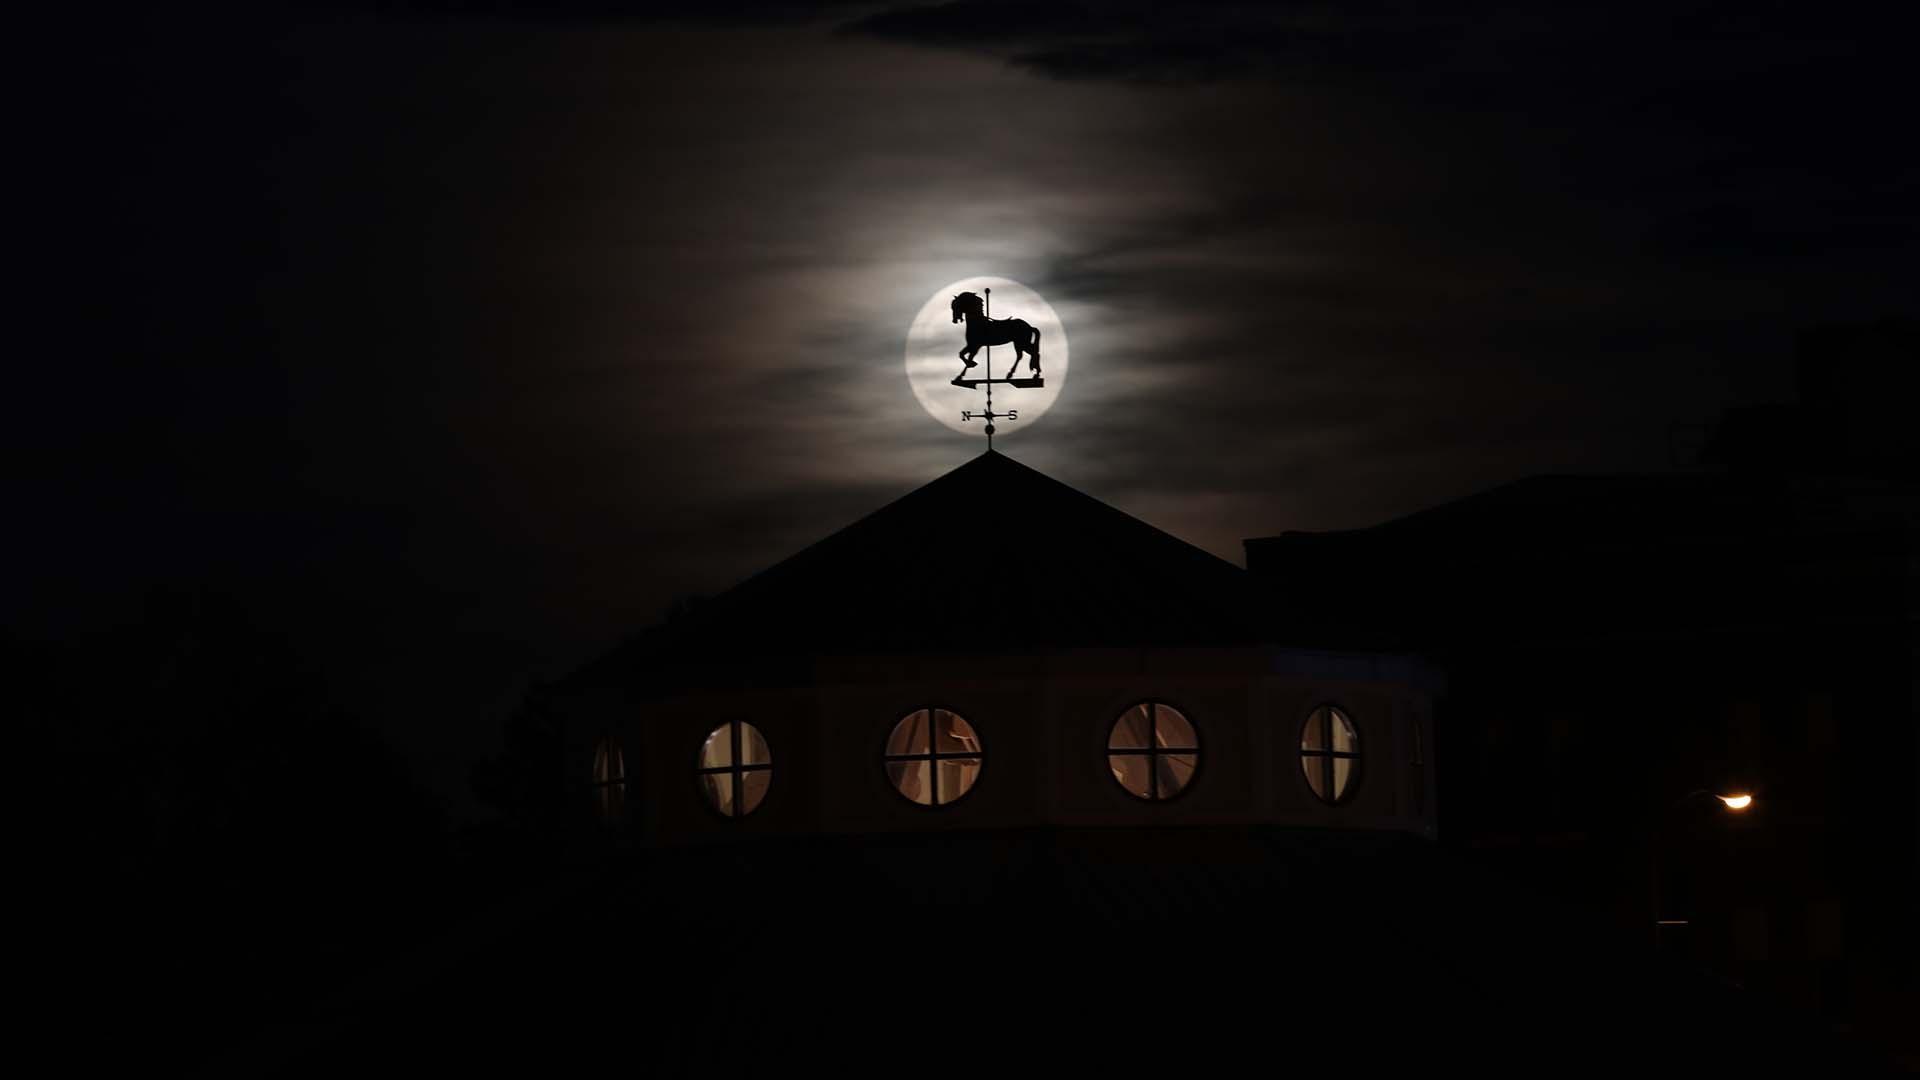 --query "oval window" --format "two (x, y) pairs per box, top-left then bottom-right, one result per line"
(1300, 705), (1360, 804)
(883, 708), (983, 806)
(1107, 701), (1199, 800)
(696, 720), (773, 817)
